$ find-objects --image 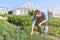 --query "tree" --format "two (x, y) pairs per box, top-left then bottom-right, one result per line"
(28, 10), (34, 16)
